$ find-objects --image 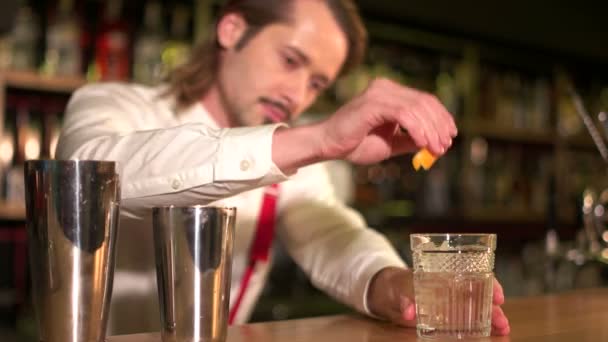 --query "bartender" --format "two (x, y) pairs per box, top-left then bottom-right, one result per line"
(56, 0), (509, 336)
